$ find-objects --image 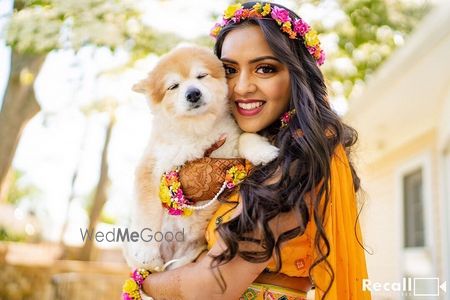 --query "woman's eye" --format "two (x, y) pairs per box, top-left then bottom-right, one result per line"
(256, 65), (276, 74)
(224, 65), (237, 76)
(167, 83), (179, 90)
(197, 73), (208, 79)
